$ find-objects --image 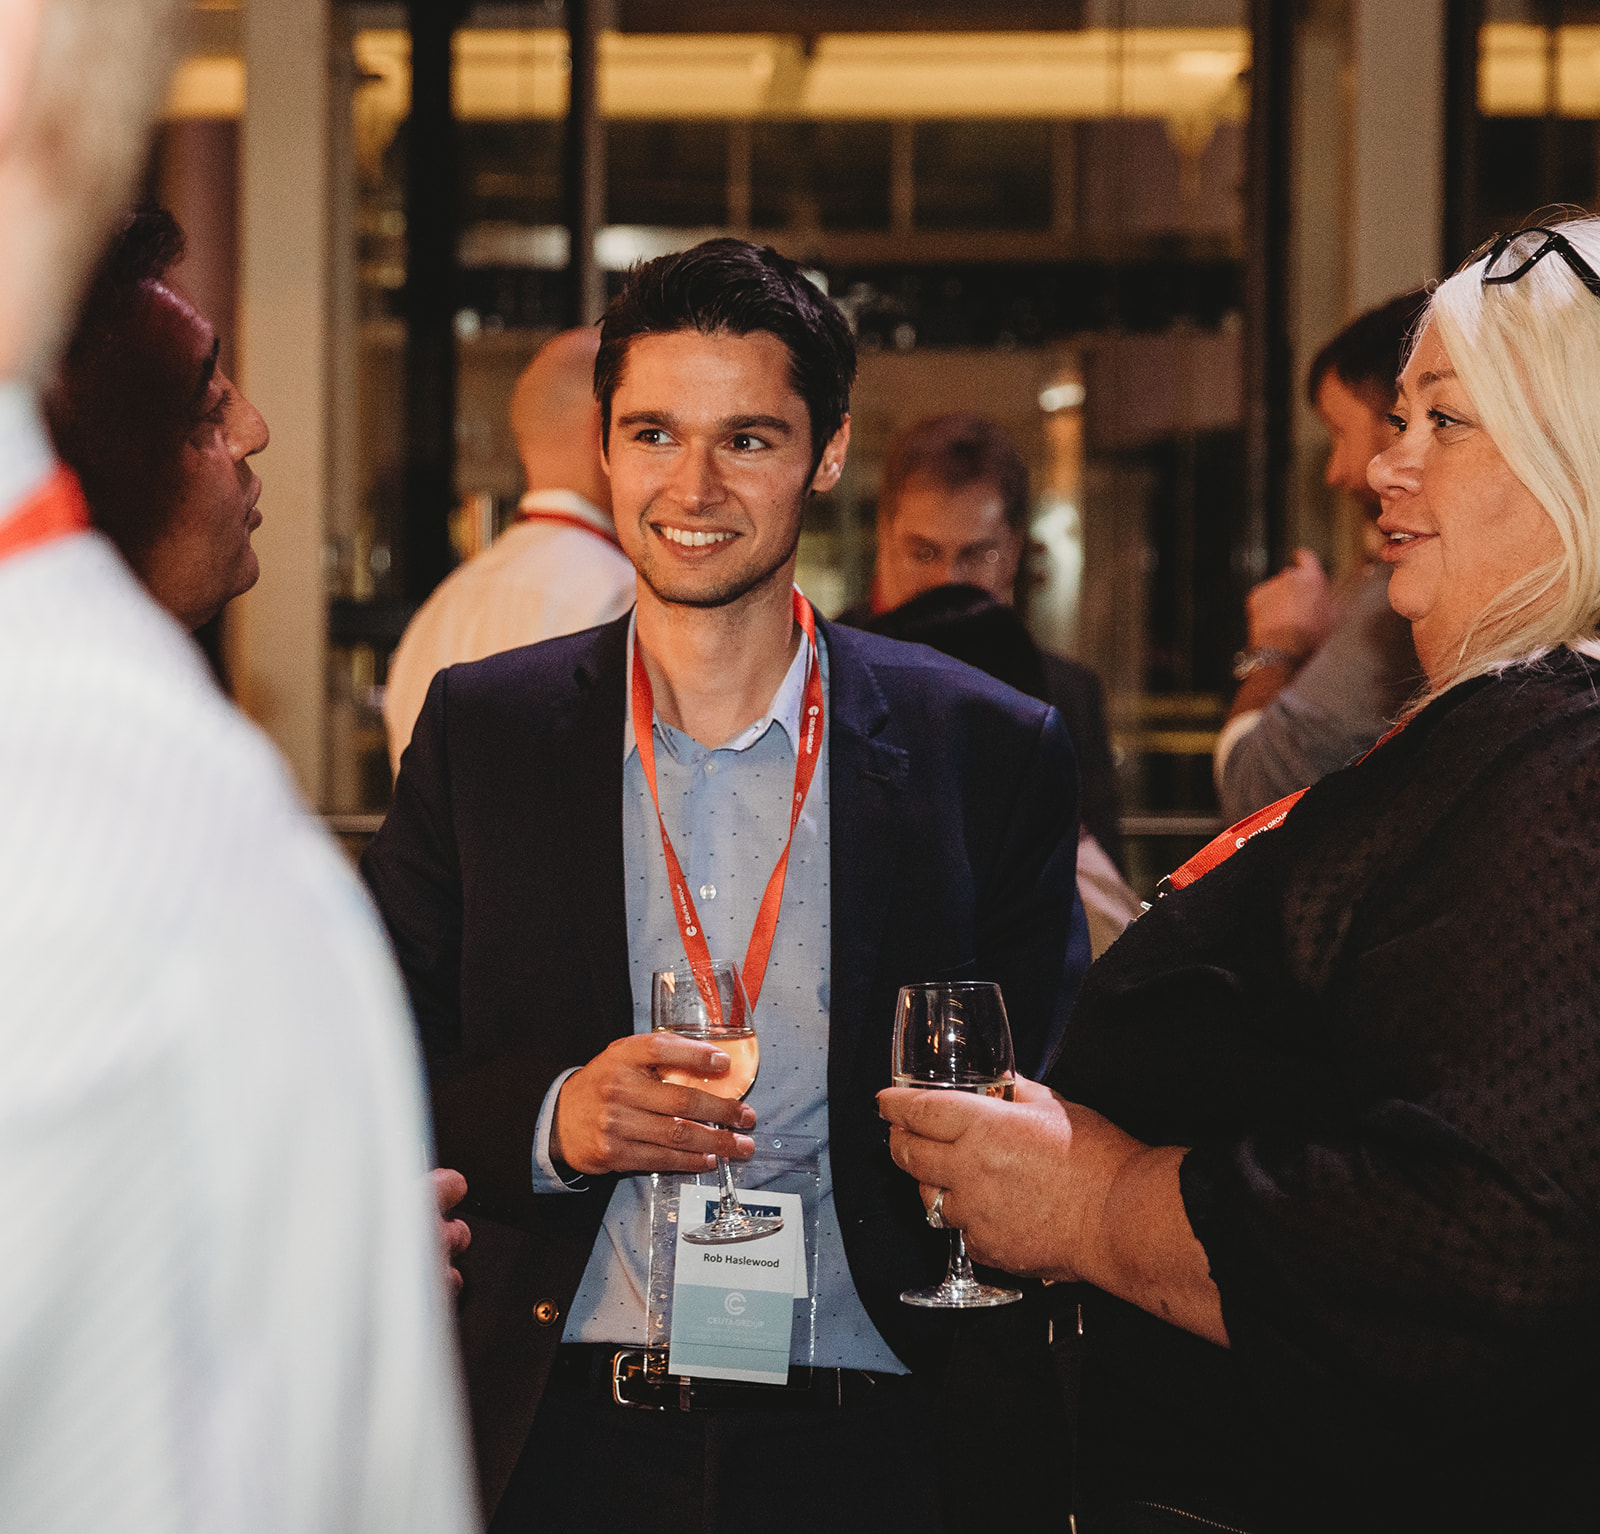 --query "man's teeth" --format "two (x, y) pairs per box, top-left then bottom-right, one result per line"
(661, 526), (735, 547)
(1388, 532), (1415, 542)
